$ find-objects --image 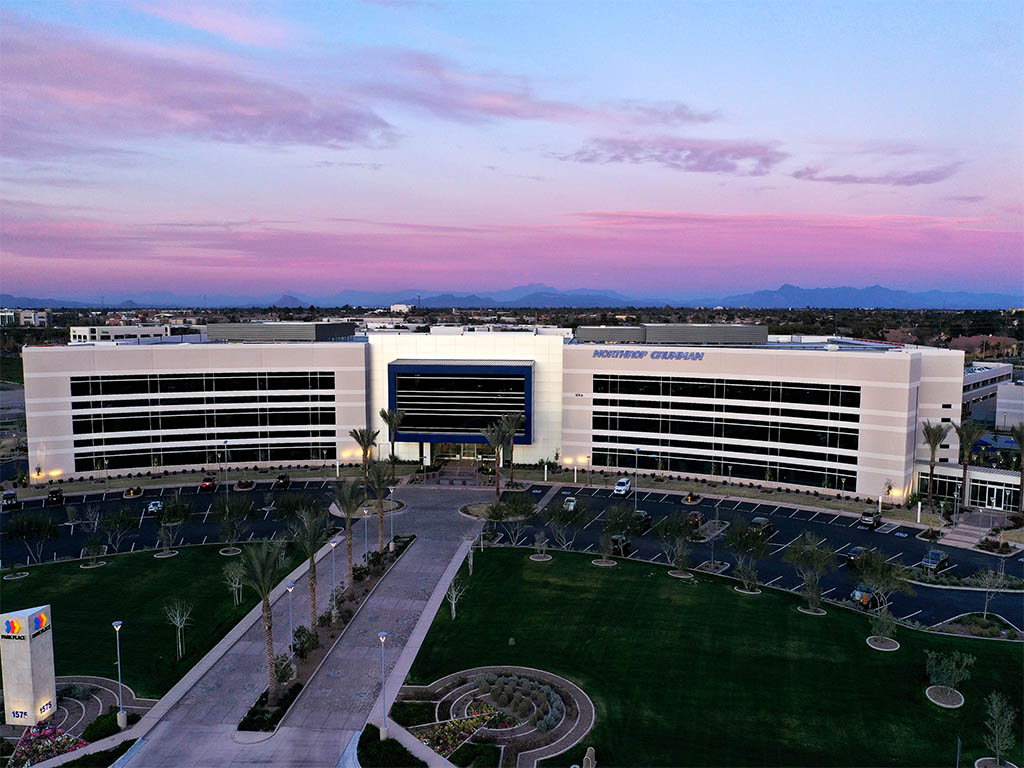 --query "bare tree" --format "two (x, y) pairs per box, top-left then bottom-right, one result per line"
(467, 546), (474, 576)
(84, 504), (102, 534)
(533, 530), (548, 557)
(446, 577), (468, 620)
(983, 691), (1017, 766)
(164, 597), (194, 660)
(101, 507), (135, 553)
(64, 504), (80, 535)
(6, 512), (58, 564)
(223, 561), (245, 607)
(548, 502), (586, 550)
(858, 550), (913, 610)
(158, 520), (183, 553)
(783, 531), (837, 612)
(976, 560), (1008, 618)
(83, 534), (104, 565)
